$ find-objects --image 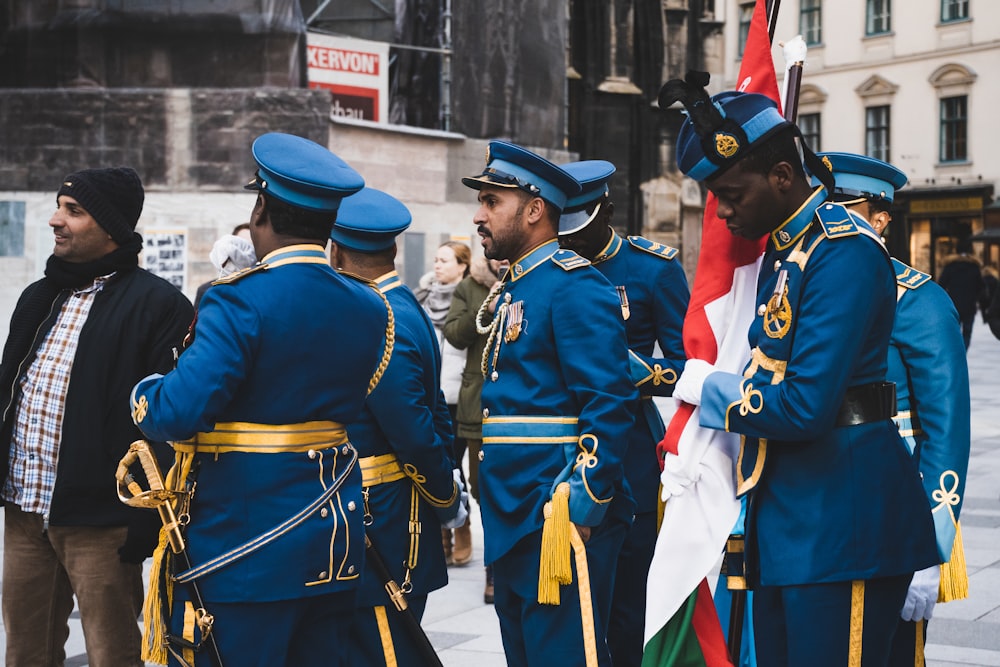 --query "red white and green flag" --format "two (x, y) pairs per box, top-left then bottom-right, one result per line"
(642, 0), (782, 664)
